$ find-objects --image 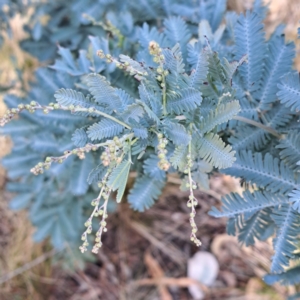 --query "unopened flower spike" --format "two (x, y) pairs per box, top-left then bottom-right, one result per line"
(96, 50), (148, 79)
(157, 133), (170, 171)
(186, 134), (201, 247)
(148, 41), (168, 115)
